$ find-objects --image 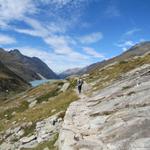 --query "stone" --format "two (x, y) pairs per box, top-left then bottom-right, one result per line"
(57, 118), (63, 122)
(25, 122), (33, 128)
(23, 117), (26, 121)
(43, 147), (49, 150)
(12, 121), (17, 125)
(29, 100), (37, 108)
(51, 109), (56, 113)
(4, 114), (8, 117)
(5, 128), (12, 136)
(16, 129), (24, 137)
(12, 111), (16, 116)
(20, 135), (37, 144)
(60, 83), (70, 92)
(0, 142), (13, 150)
(13, 126), (21, 134)
(27, 98), (36, 103)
